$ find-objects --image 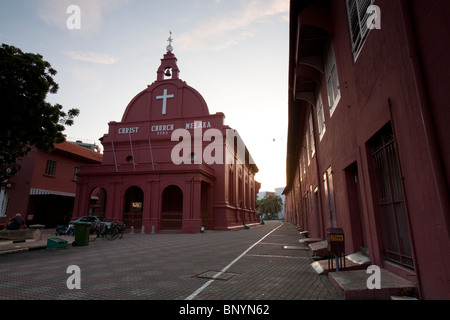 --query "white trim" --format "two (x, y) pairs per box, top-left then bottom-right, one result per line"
(309, 110), (315, 158)
(324, 39), (341, 117)
(316, 93), (326, 141)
